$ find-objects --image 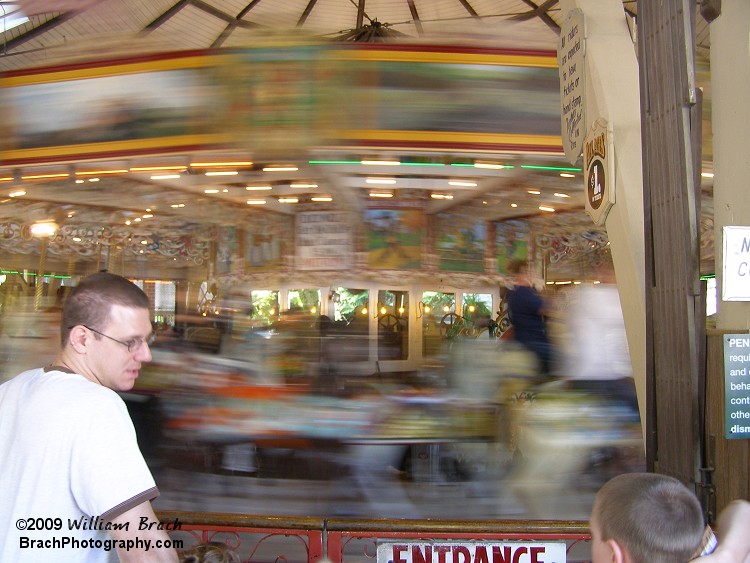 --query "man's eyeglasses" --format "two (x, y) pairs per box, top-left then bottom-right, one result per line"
(81, 325), (156, 353)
